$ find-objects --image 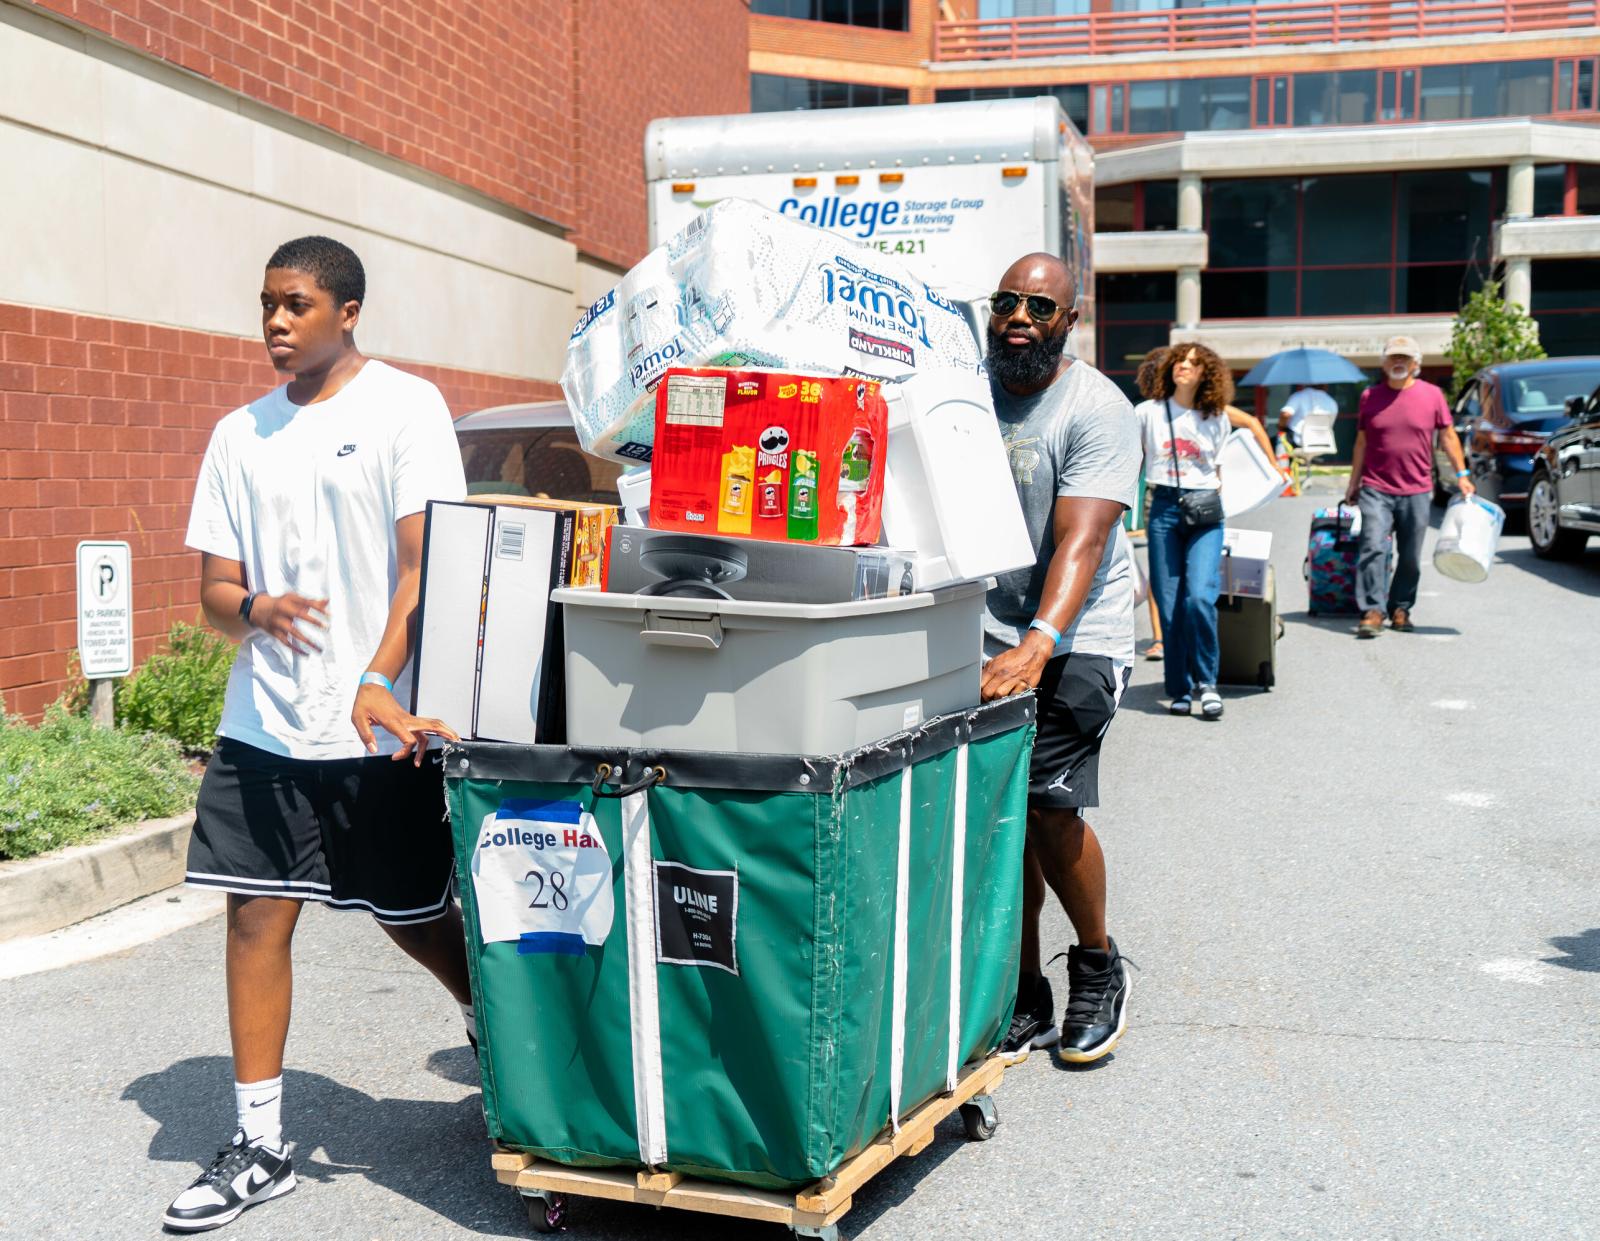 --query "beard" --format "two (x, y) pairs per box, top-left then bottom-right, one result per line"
(986, 325), (1068, 390)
